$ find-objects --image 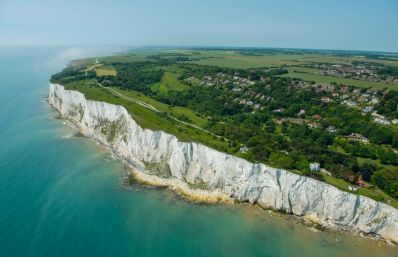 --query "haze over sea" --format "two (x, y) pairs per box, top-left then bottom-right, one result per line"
(0, 47), (396, 257)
